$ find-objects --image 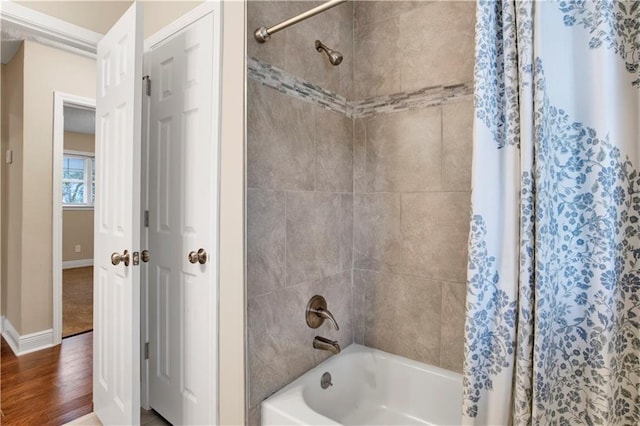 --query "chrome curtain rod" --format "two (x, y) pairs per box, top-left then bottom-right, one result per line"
(254, 0), (348, 43)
